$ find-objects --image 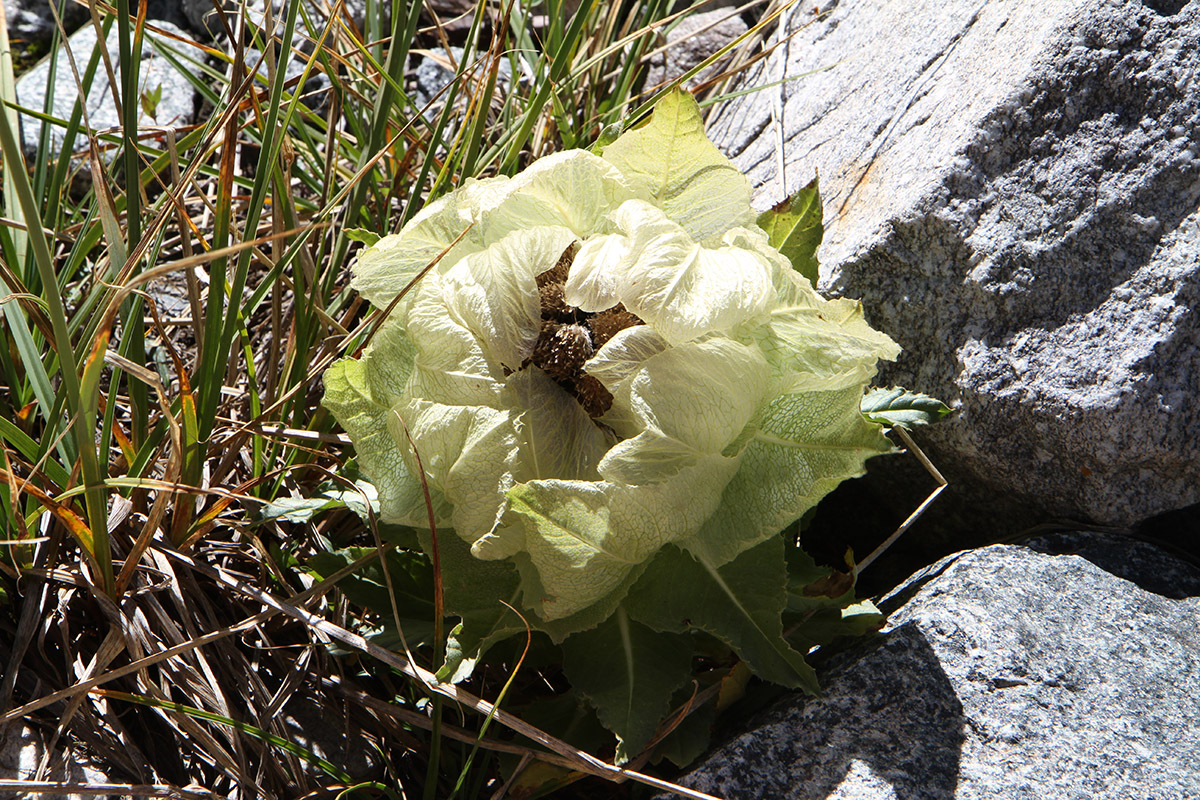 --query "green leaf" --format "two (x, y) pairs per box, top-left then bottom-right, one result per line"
(596, 336), (769, 484)
(750, 270), (902, 394)
(257, 480), (376, 523)
(561, 609), (693, 763)
(440, 226), (575, 370)
(783, 546), (883, 652)
(501, 368), (613, 483)
(362, 316), (417, 407)
(651, 696), (717, 769)
(517, 557), (656, 646)
(504, 694), (611, 796)
(305, 546), (436, 648)
(503, 452), (737, 622)
(322, 357), (428, 524)
(785, 598), (884, 654)
(258, 495), (345, 524)
(757, 176), (822, 286)
(307, 546), (435, 610)
(352, 151), (631, 308)
(344, 227), (381, 247)
(401, 276), (505, 406)
(484, 150), (634, 242)
(140, 82), (163, 120)
(680, 385), (895, 567)
(590, 122), (622, 155)
(515, 692), (611, 755)
(625, 538), (818, 693)
(390, 399), (520, 541)
(861, 386), (952, 429)
(427, 528), (526, 683)
(602, 89), (754, 242)
(350, 180), (493, 306)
